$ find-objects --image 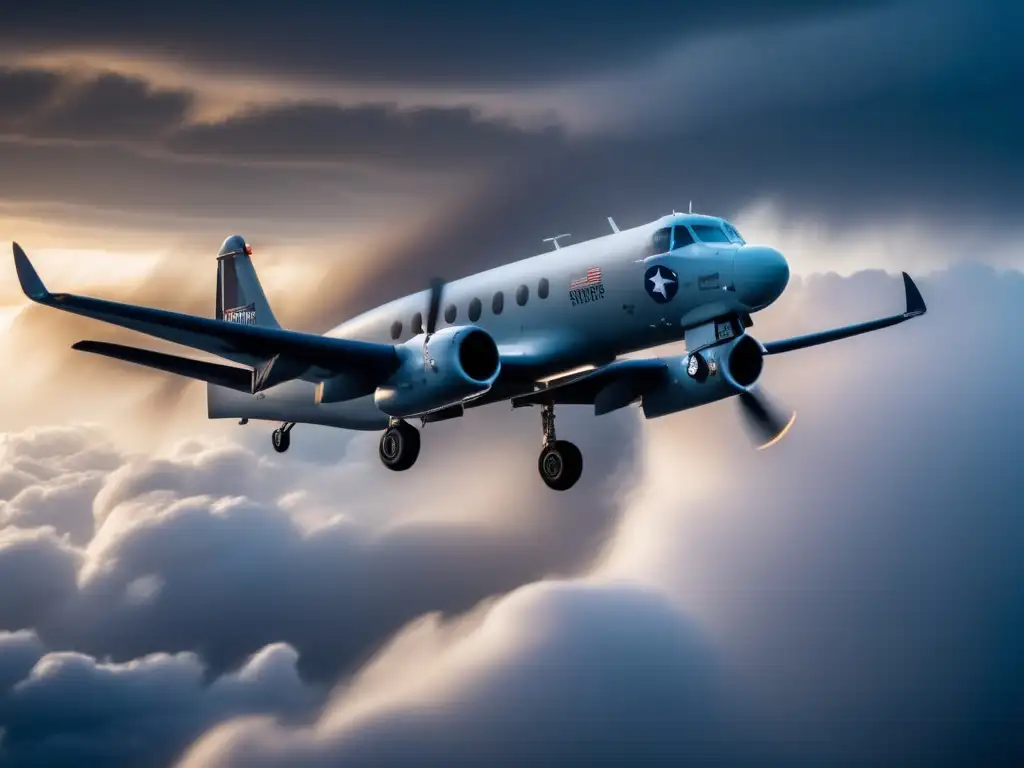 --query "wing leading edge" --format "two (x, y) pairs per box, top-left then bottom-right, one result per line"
(13, 243), (401, 390)
(511, 271), (927, 412)
(762, 272), (926, 355)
